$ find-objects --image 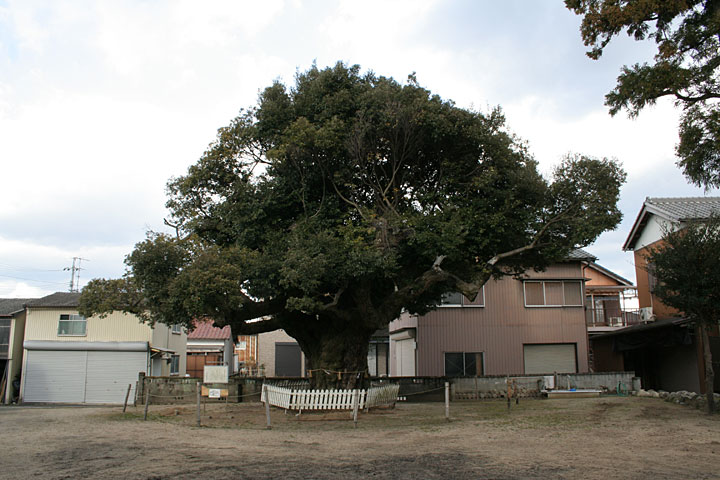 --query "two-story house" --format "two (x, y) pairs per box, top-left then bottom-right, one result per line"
(591, 197), (720, 393)
(388, 250), (597, 377)
(20, 292), (187, 404)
